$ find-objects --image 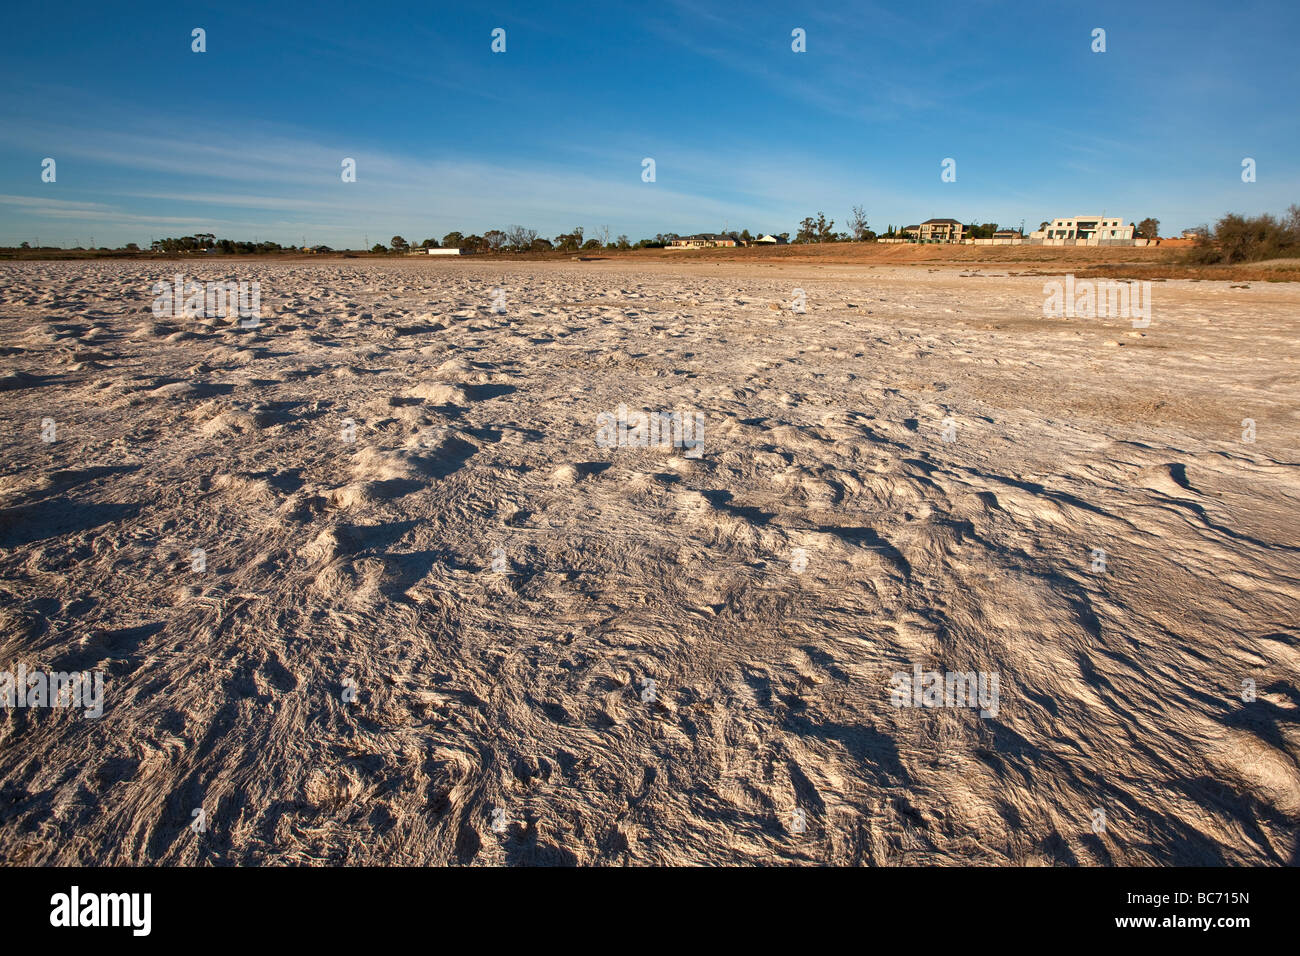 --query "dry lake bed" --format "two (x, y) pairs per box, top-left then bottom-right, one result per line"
(0, 258), (1296, 865)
